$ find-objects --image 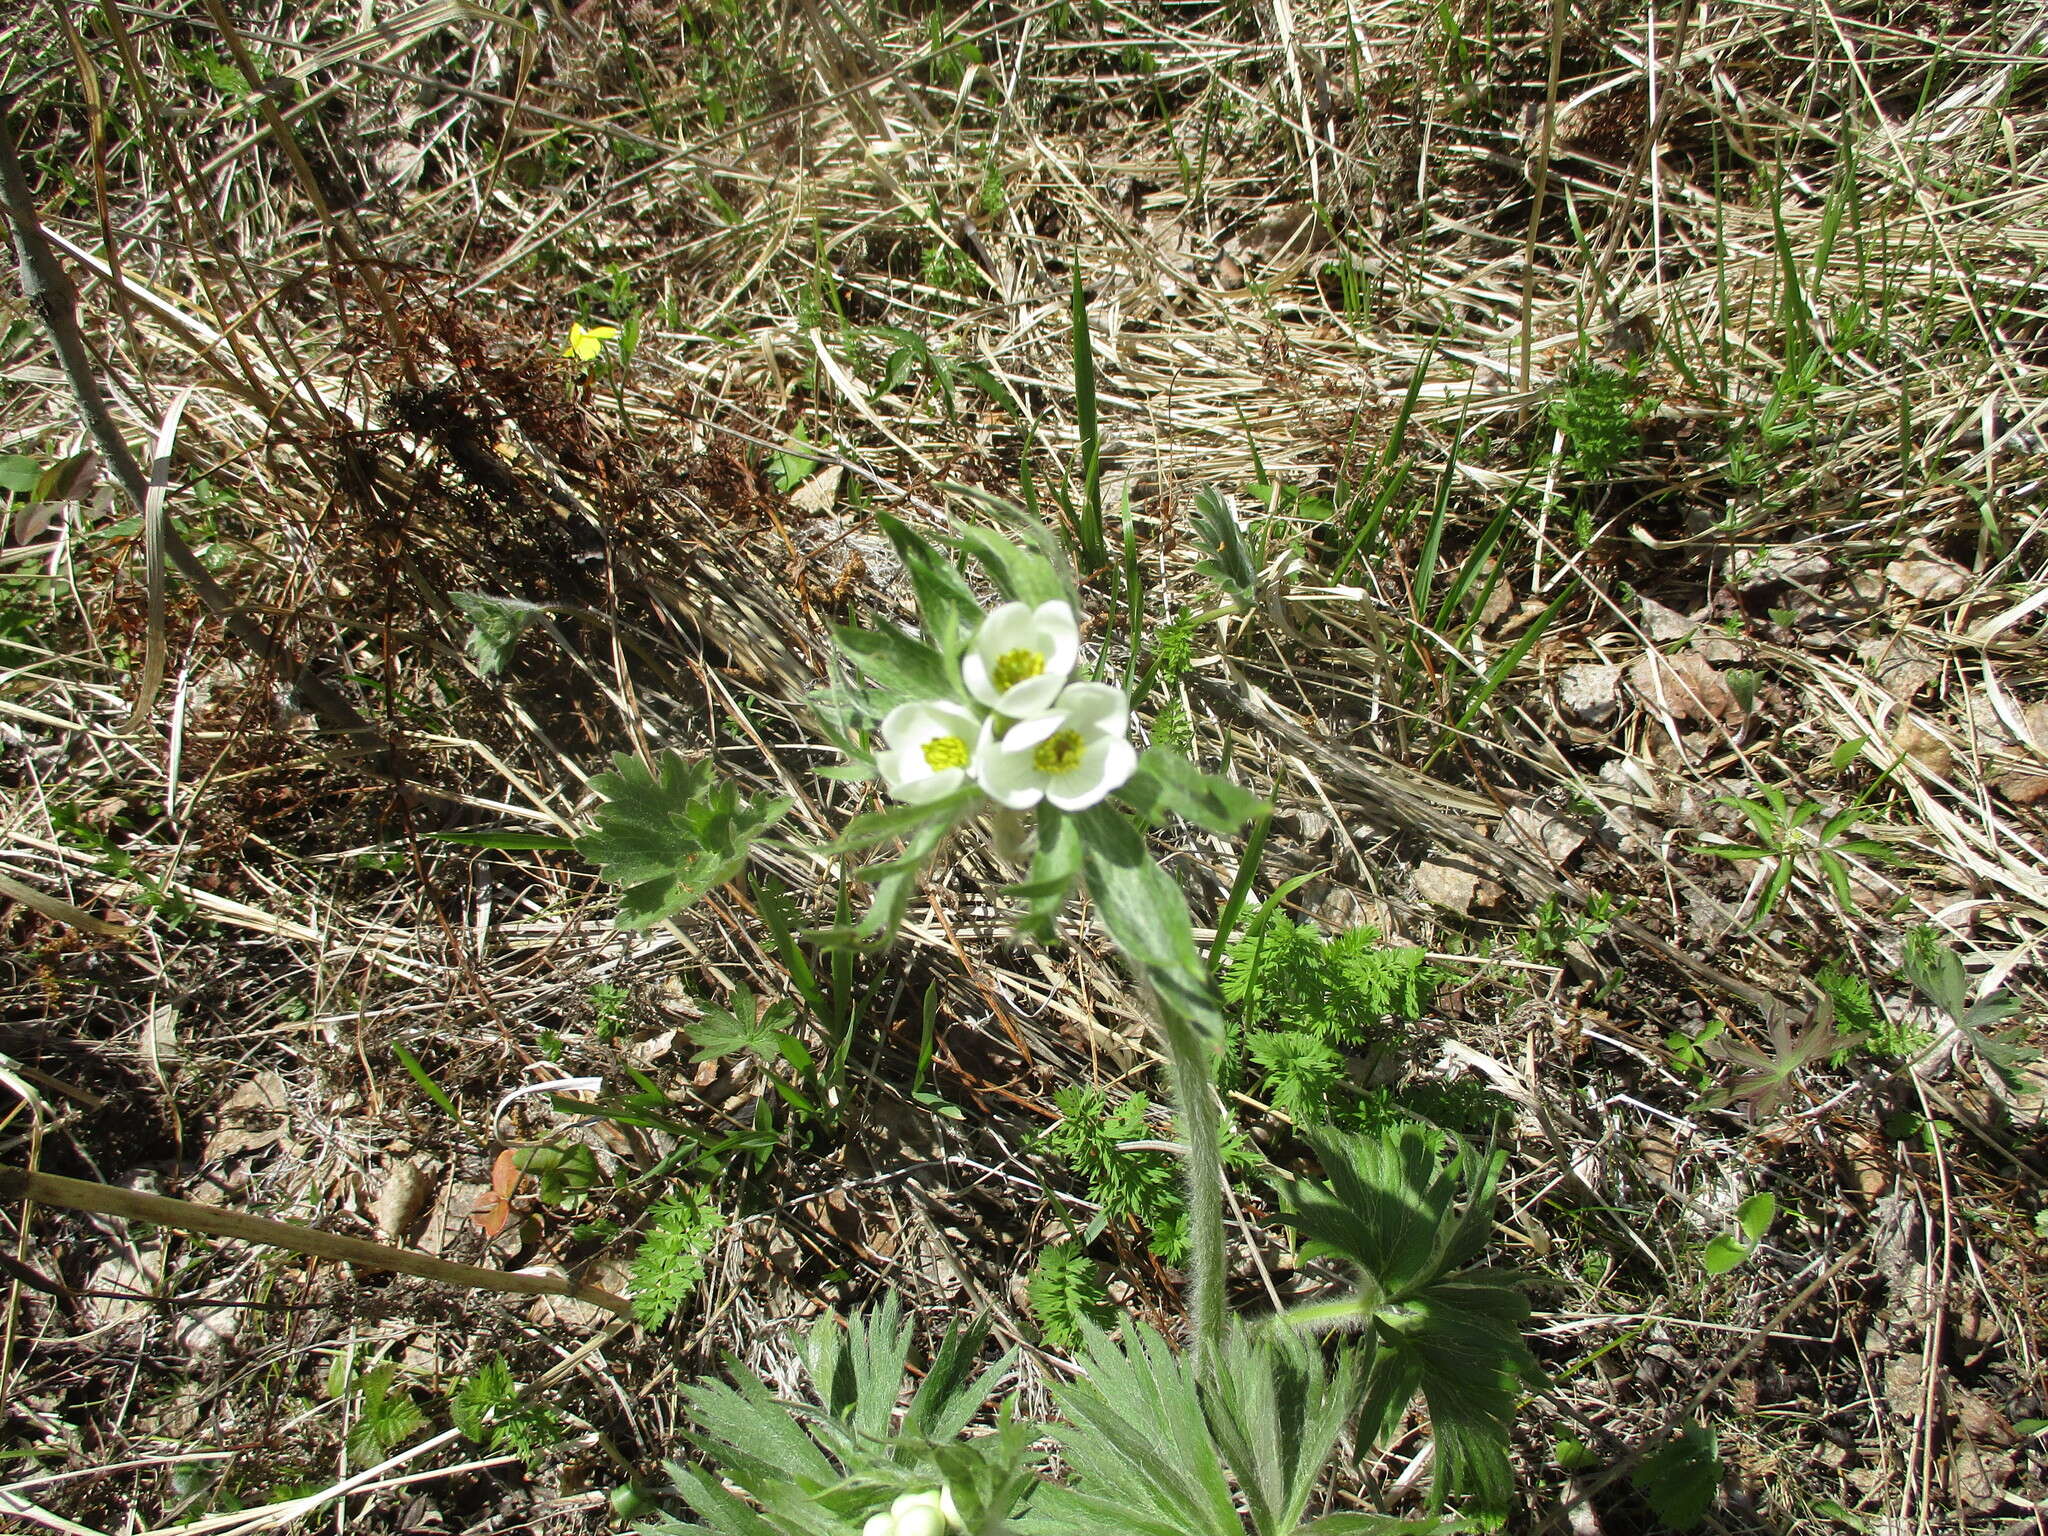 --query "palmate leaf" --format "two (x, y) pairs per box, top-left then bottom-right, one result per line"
(1037, 1323), (1241, 1536)
(1272, 1127), (1540, 1527)
(1630, 1422), (1721, 1530)
(657, 1302), (1027, 1536)
(1697, 1011), (1851, 1117)
(575, 751), (790, 930)
(1374, 1275), (1540, 1526)
(1205, 1327), (1359, 1536)
(687, 988), (797, 1064)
